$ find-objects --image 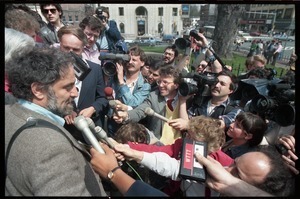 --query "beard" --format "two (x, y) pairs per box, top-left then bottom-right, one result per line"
(46, 87), (74, 117)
